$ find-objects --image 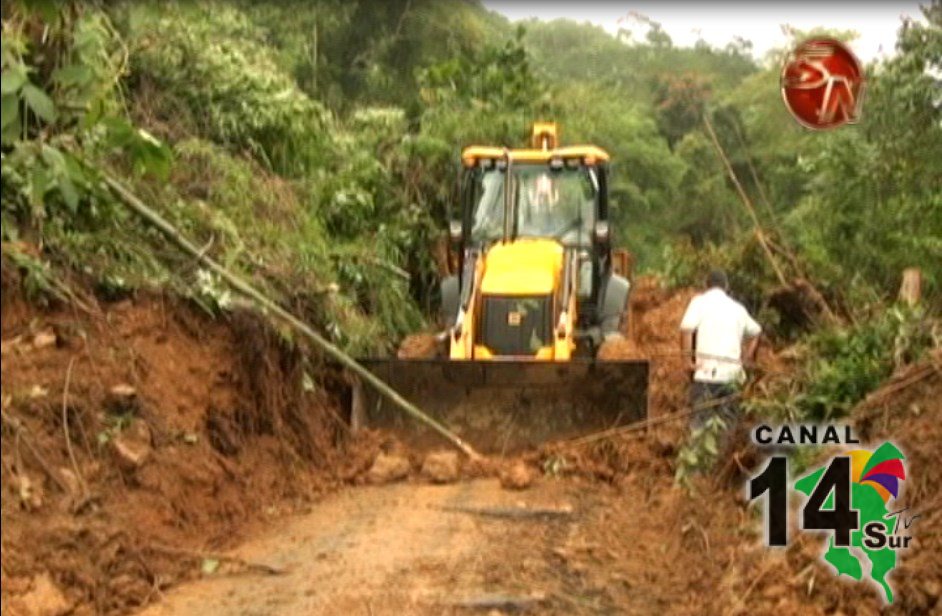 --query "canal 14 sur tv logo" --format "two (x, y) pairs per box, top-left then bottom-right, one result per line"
(747, 424), (917, 604)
